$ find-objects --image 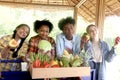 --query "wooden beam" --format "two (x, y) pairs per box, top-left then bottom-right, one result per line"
(80, 6), (95, 20)
(82, 5), (95, 16)
(78, 8), (95, 22)
(0, 0), (74, 8)
(111, 6), (120, 12)
(95, 0), (105, 39)
(77, 0), (95, 21)
(67, 0), (71, 5)
(75, 0), (86, 8)
(68, 0), (75, 5)
(88, 0), (114, 16)
(74, 7), (78, 33)
(47, 0), (49, 4)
